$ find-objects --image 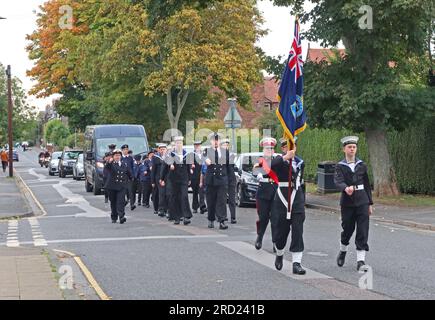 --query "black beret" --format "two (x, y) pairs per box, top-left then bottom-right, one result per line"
(121, 144), (129, 149)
